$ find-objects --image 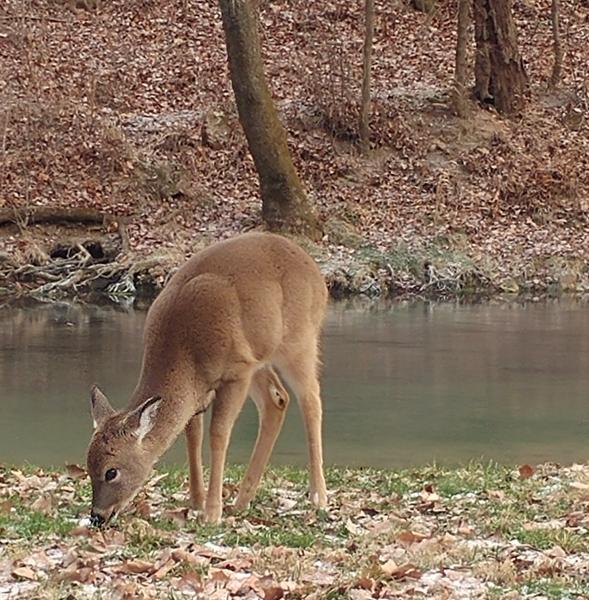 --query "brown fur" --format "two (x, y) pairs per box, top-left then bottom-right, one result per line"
(87, 232), (328, 524)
